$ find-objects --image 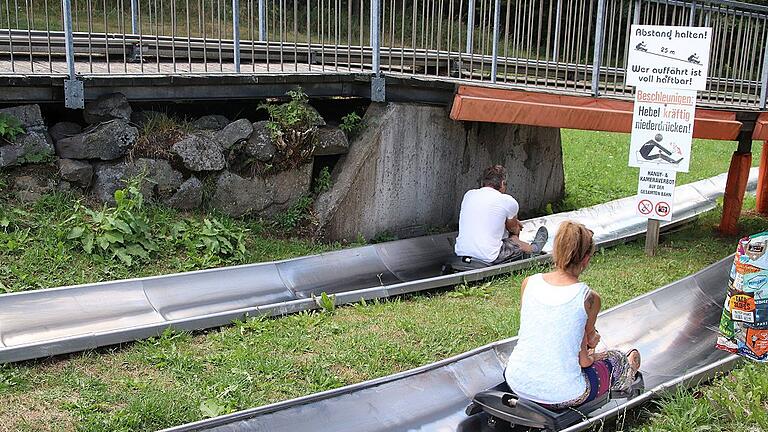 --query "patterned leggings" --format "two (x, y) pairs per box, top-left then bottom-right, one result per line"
(542, 350), (636, 409)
